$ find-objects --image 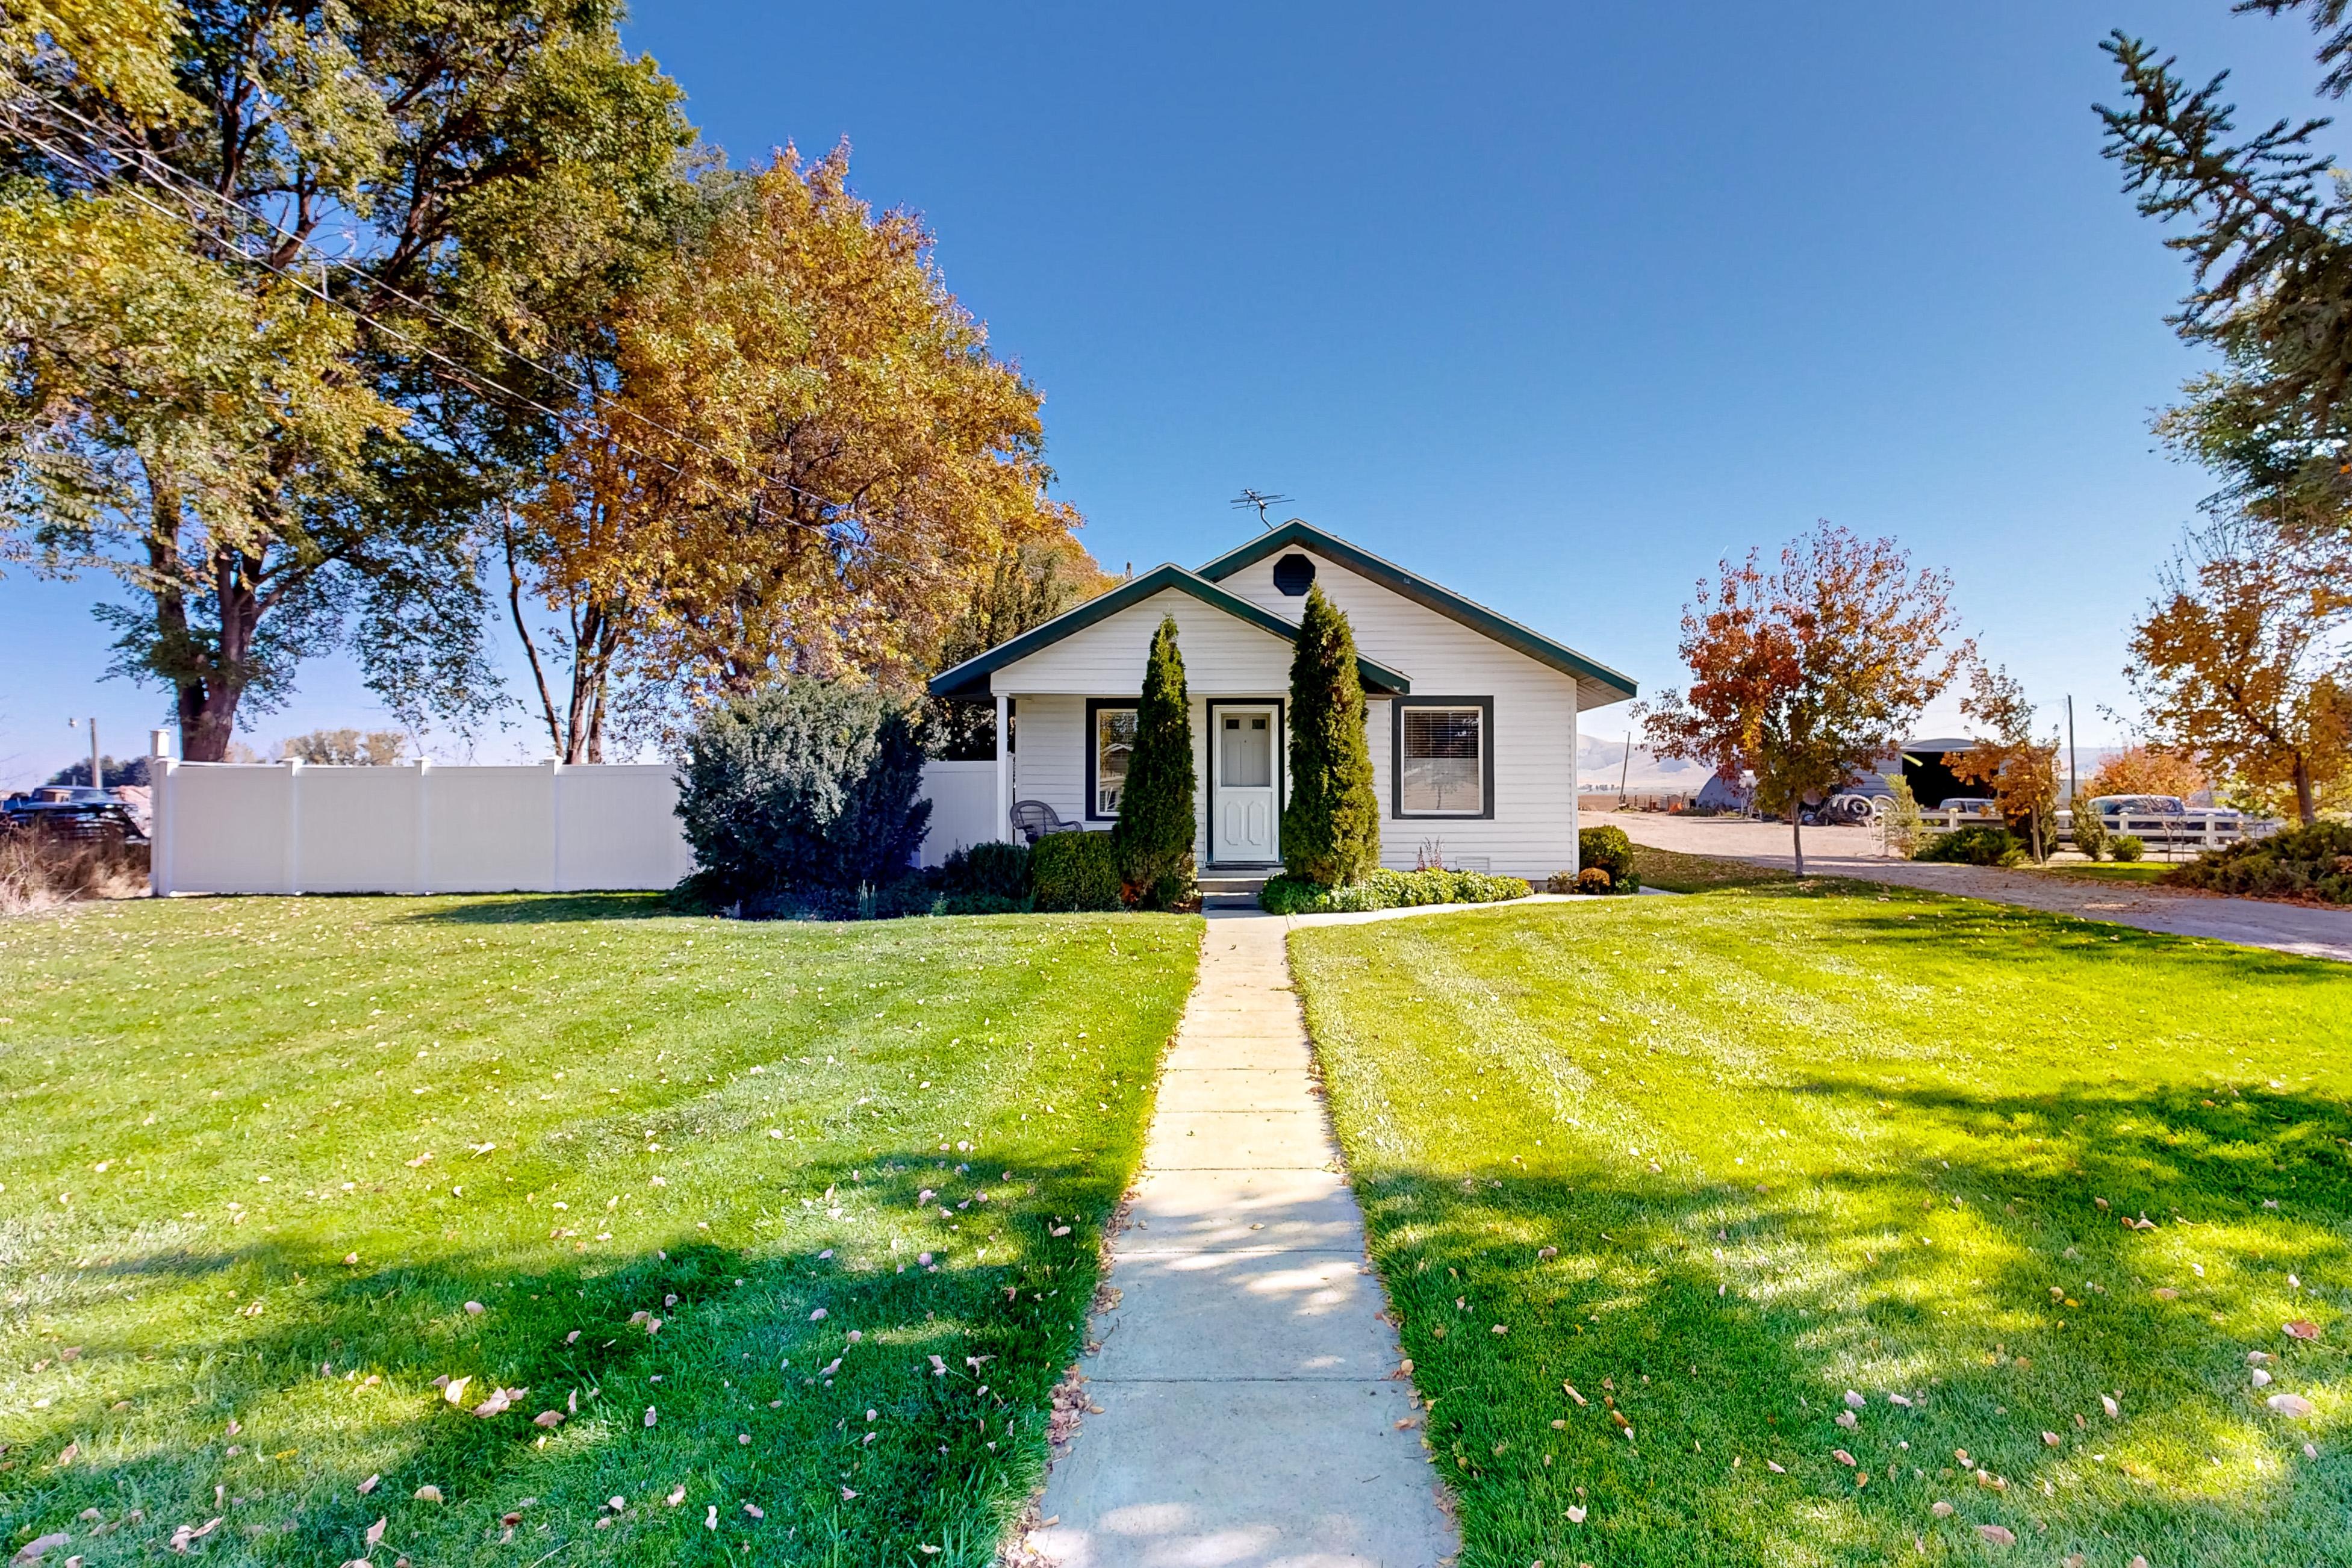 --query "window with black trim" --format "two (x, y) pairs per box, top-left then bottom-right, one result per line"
(1395, 698), (1491, 817)
(1092, 704), (1137, 817)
